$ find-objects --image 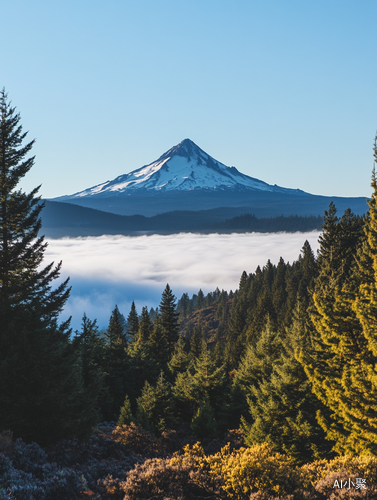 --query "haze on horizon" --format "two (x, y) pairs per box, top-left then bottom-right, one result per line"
(1, 0), (376, 200)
